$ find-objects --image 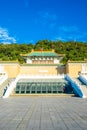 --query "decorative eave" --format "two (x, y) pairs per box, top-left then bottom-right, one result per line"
(20, 49), (64, 58)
